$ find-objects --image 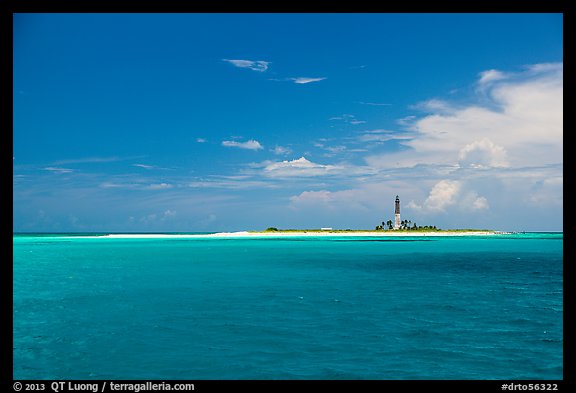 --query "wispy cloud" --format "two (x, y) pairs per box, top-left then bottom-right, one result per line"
(53, 156), (127, 165)
(478, 69), (506, 85)
(313, 141), (347, 157)
(196, 138), (207, 143)
(188, 177), (274, 190)
(133, 164), (155, 170)
(289, 77), (327, 84)
(43, 167), (74, 174)
(147, 183), (173, 190)
(356, 101), (392, 106)
(223, 59), (270, 72)
(357, 129), (413, 144)
(132, 163), (174, 171)
(272, 145), (292, 156)
(222, 139), (264, 150)
(99, 181), (173, 190)
(329, 113), (365, 125)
